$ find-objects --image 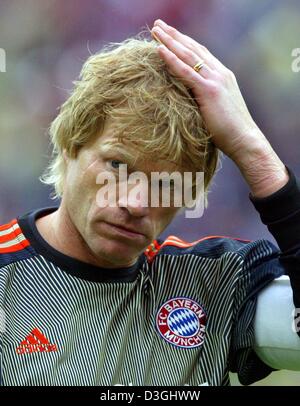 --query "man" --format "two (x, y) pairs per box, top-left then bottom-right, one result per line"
(0, 19), (300, 386)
